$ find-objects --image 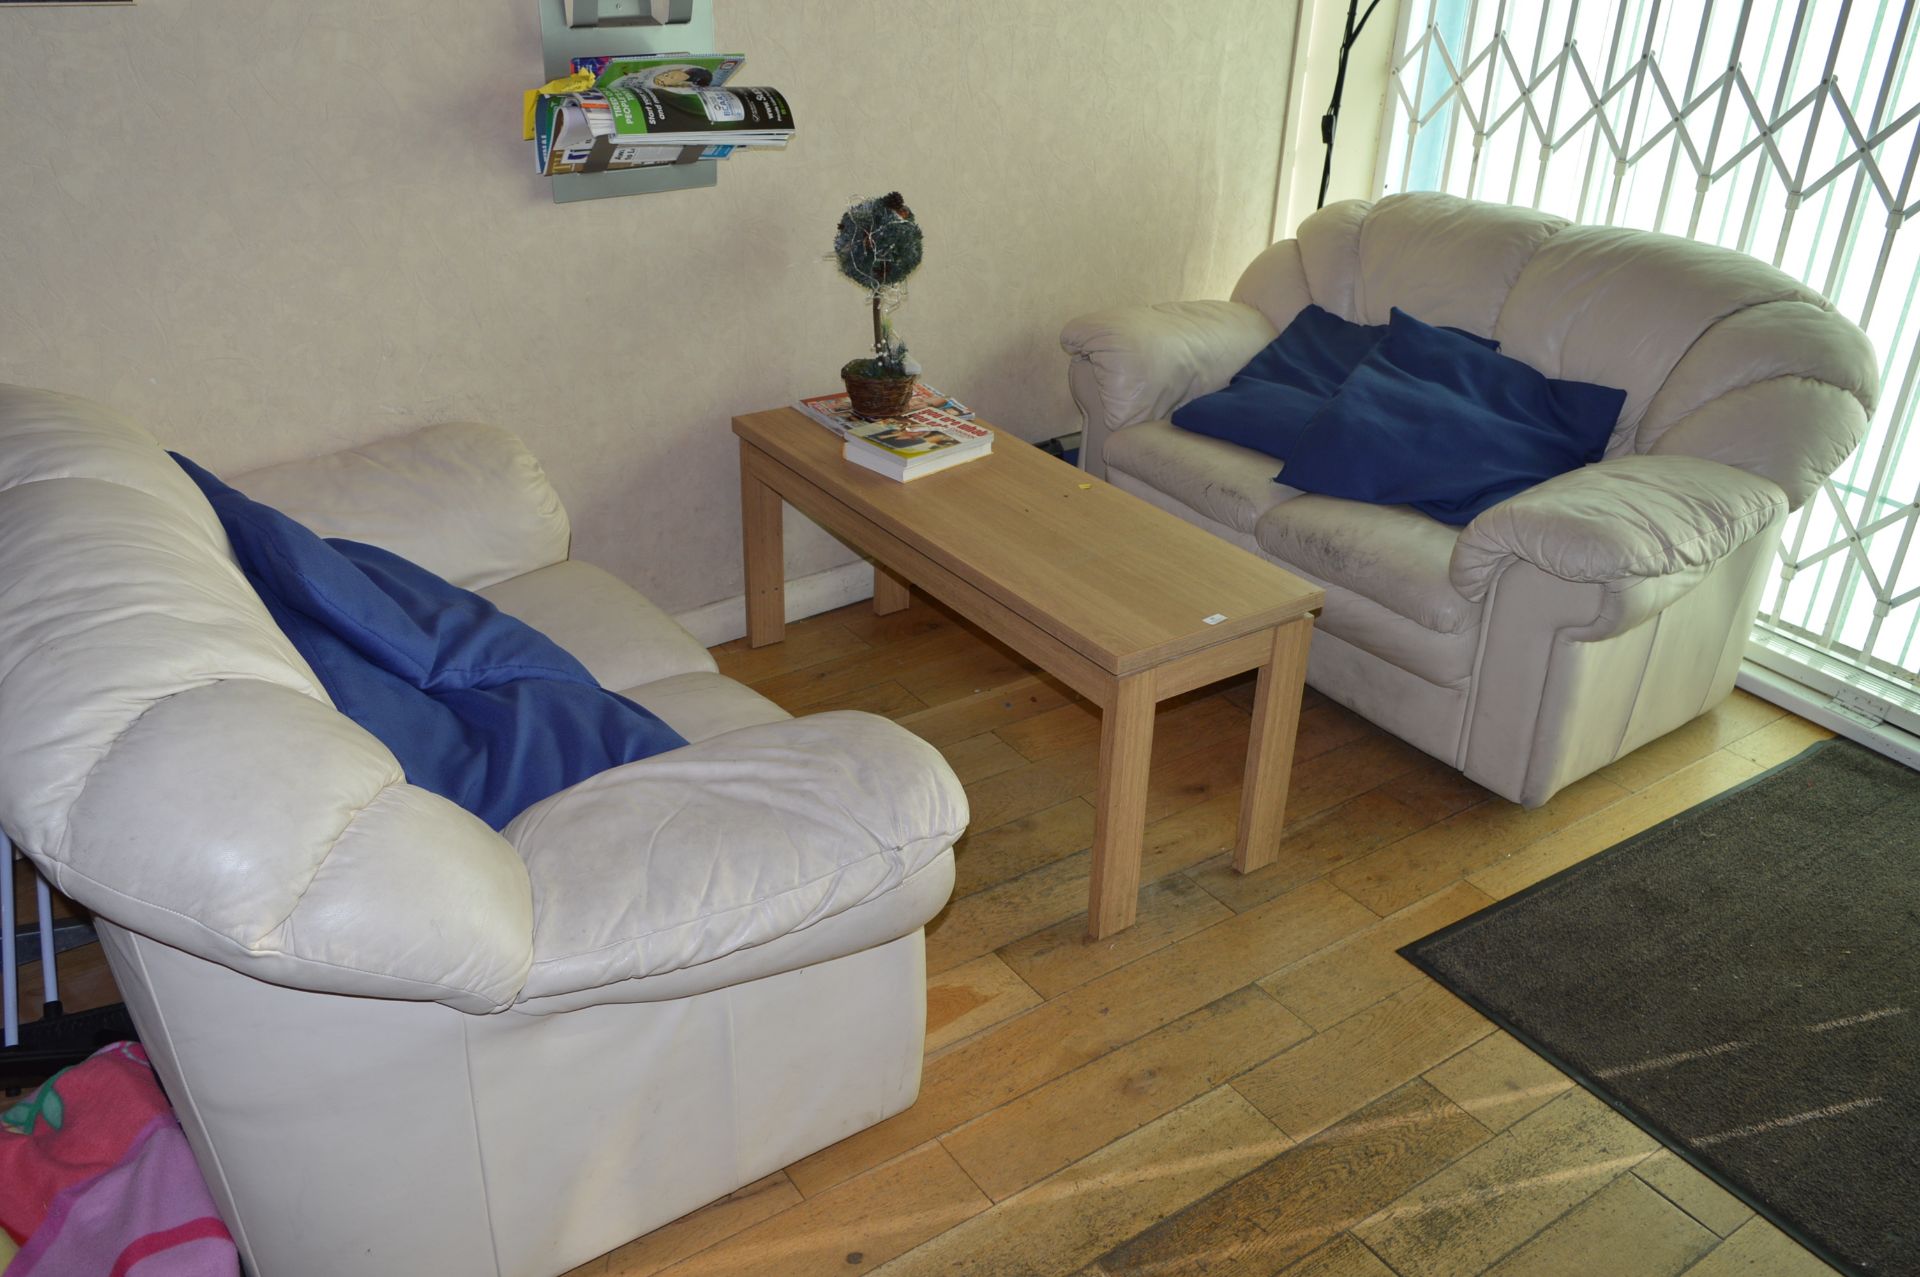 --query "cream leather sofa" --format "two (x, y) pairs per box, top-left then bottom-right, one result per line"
(1062, 192), (1877, 807)
(0, 385), (967, 1277)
